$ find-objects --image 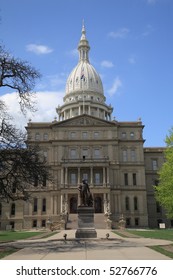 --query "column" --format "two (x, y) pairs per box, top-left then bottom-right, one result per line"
(103, 167), (106, 186)
(90, 166), (93, 185)
(107, 167), (110, 185)
(60, 194), (64, 213)
(97, 107), (99, 118)
(103, 193), (107, 213)
(107, 193), (110, 212)
(65, 167), (68, 186)
(88, 105), (91, 115)
(79, 106), (81, 116)
(54, 196), (57, 215)
(70, 108), (72, 118)
(61, 168), (64, 185)
(65, 193), (68, 213)
(50, 195), (54, 215)
(78, 167), (80, 184)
